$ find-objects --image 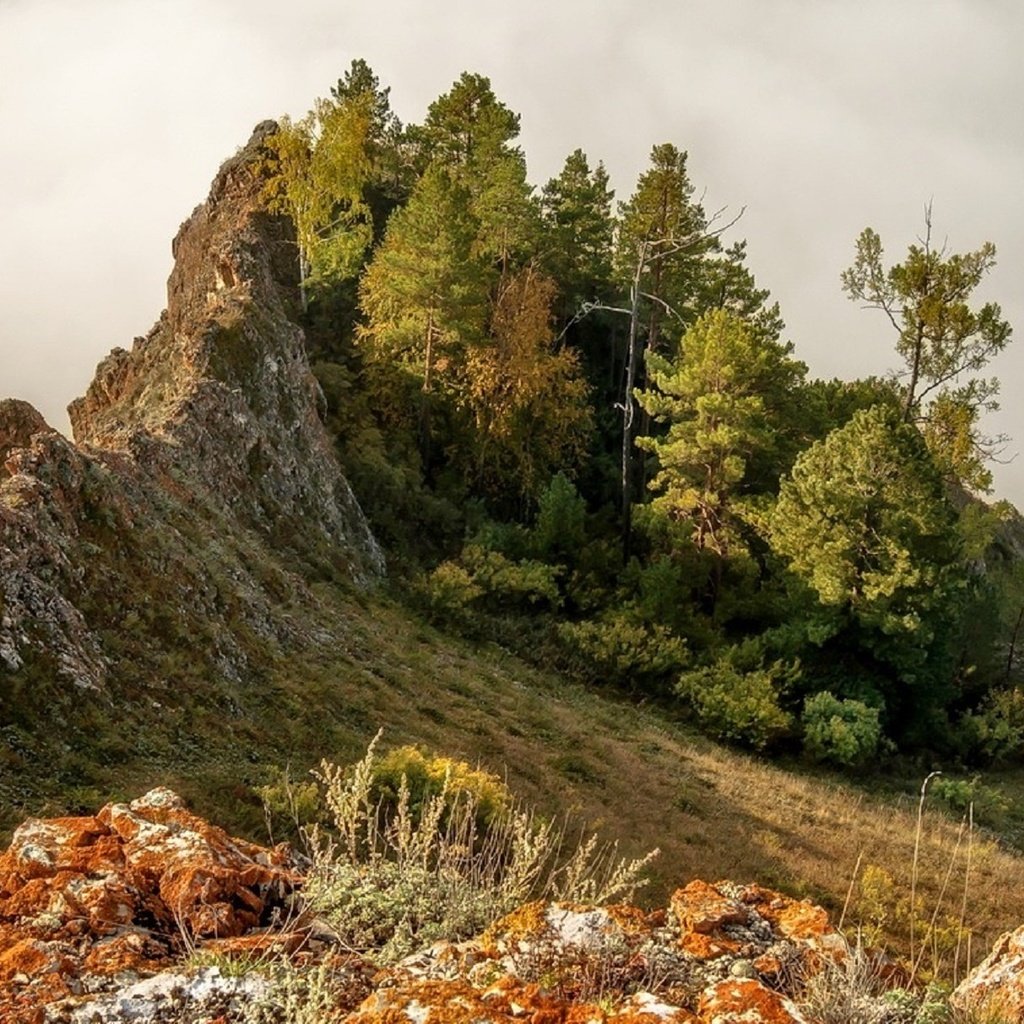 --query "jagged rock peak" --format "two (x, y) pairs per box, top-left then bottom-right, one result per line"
(0, 399), (53, 476)
(67, 121), (383, 580)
